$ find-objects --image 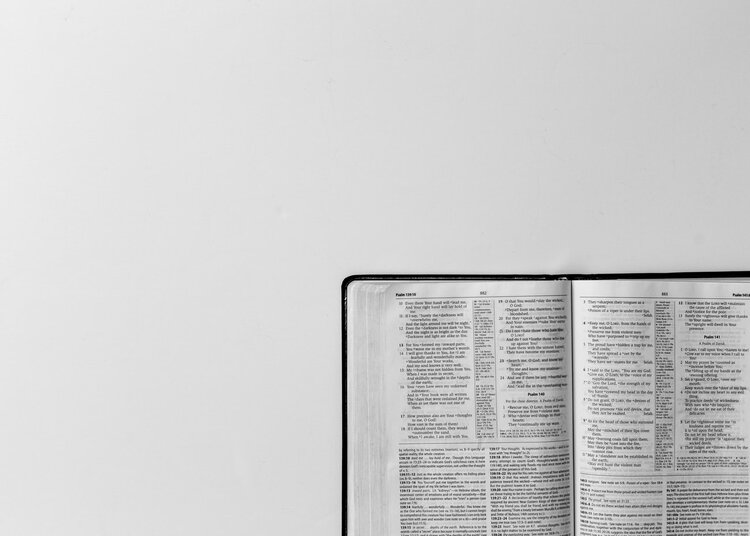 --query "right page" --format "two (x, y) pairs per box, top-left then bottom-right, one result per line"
(573, 279), (750, 536)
